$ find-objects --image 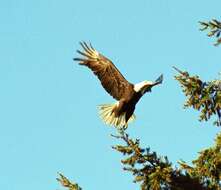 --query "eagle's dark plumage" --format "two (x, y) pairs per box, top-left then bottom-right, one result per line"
(74, 42), (133, 100)
(74, 42), (163, 129)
